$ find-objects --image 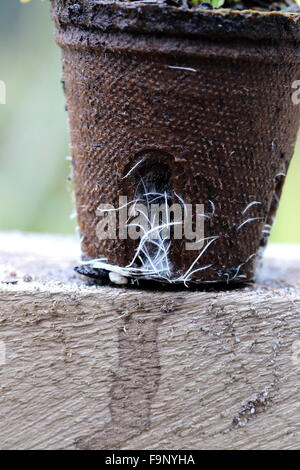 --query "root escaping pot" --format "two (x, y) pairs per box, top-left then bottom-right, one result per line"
(51, 0), (300, 284)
